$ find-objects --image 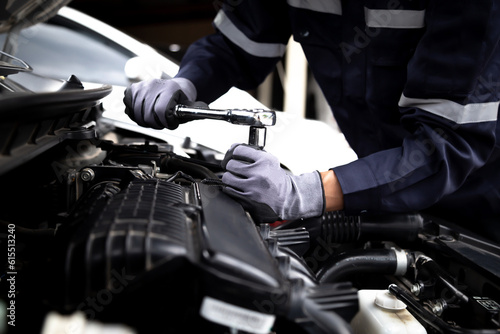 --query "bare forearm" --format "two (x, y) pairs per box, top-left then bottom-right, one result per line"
(320, 170), (344, 212)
